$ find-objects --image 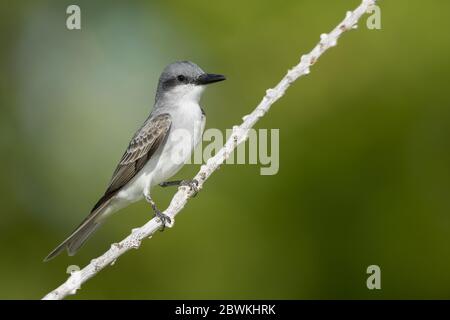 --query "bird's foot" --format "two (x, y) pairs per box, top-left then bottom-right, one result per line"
(160, 179), (199, 197)
(144, 194), (172, 231)
(154, 209), (172, 231)
(180, 179), (199, 196)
